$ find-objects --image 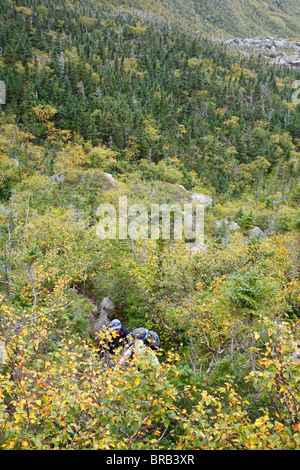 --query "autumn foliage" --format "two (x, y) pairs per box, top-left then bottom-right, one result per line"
(0, 0), (300, 451)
